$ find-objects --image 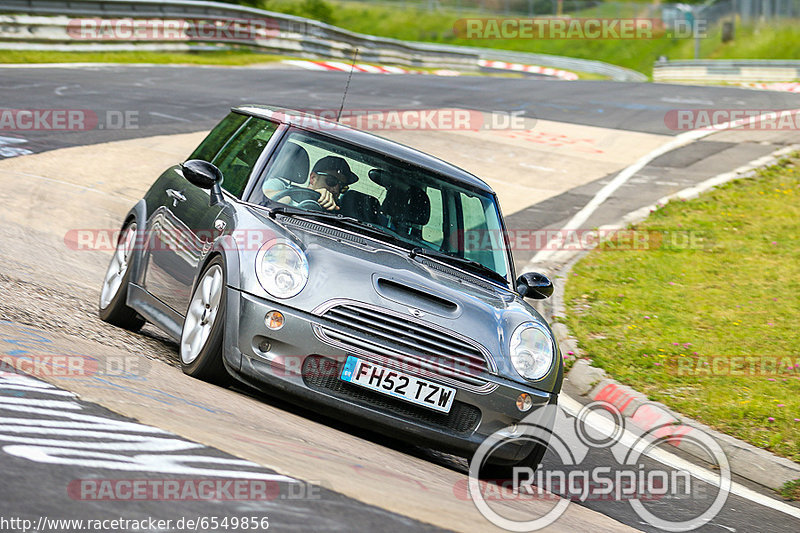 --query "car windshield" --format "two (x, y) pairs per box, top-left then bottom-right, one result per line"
(250, 128), (511, 281)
